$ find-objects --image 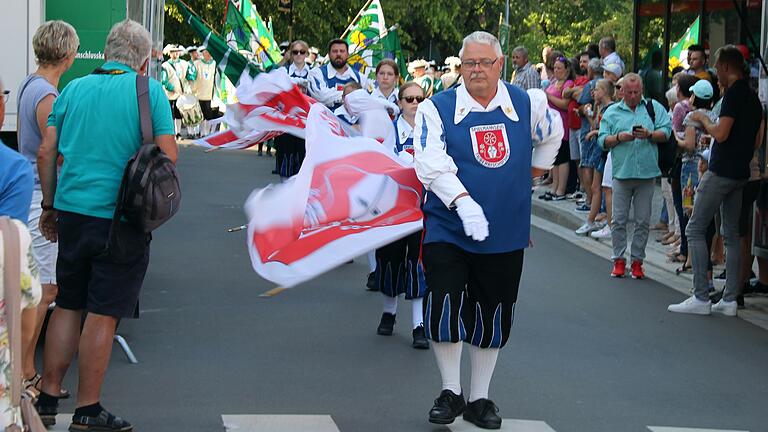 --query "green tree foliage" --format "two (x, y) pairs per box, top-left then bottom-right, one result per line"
(164, 0), (635, 64)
